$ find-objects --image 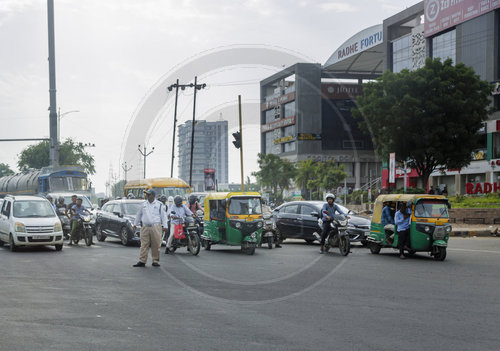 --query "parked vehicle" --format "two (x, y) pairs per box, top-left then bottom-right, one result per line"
(367, 194), (451, 261)
(272, 201), (370, 244)
(312, 213), (350, 256)
(95, 199), (143, 245)
(168, 215), (201, 256)
(0, 195), (63, 251)
(201, 192), (263, 255)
